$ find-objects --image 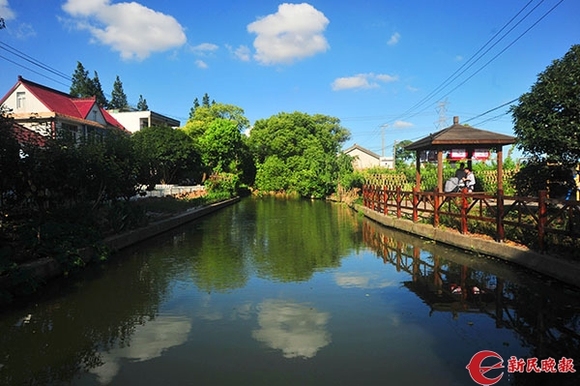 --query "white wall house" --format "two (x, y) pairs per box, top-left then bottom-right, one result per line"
(344, 144), (389, 170)
(108, 110), (180, 133)
(0, 76), (127, 140)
